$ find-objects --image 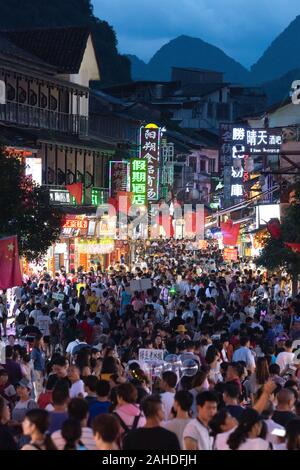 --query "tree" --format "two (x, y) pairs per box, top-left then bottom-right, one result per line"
(256, 182), (300, 295)
(0, 147), (63, 261)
